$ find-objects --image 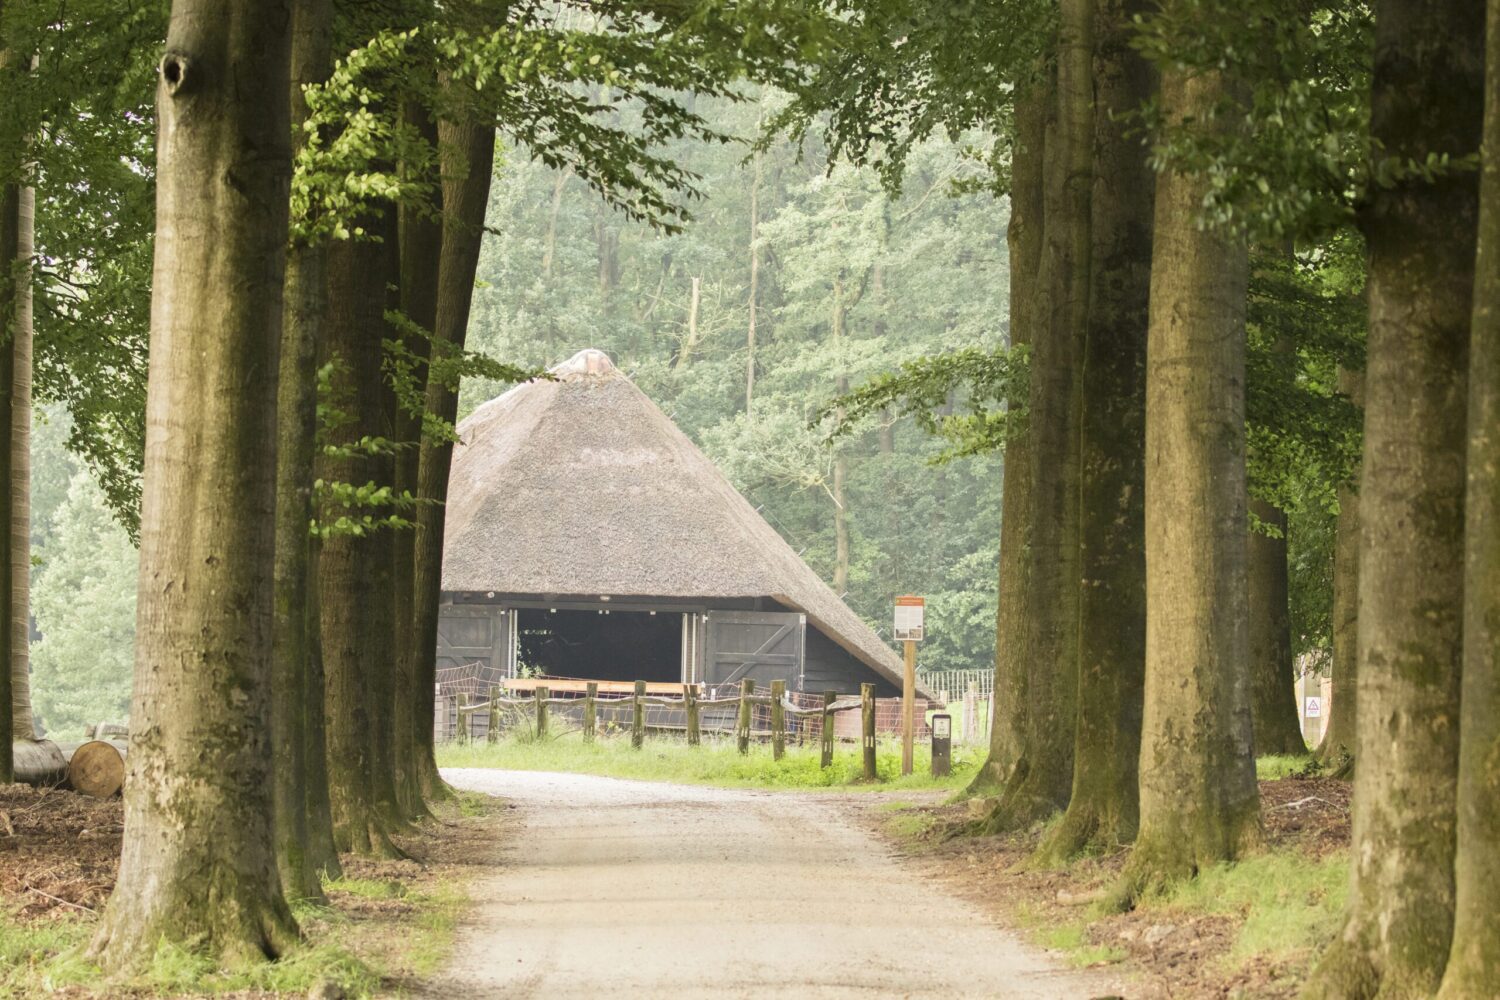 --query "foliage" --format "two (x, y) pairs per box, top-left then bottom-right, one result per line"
(819, 345), (1027, 461)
